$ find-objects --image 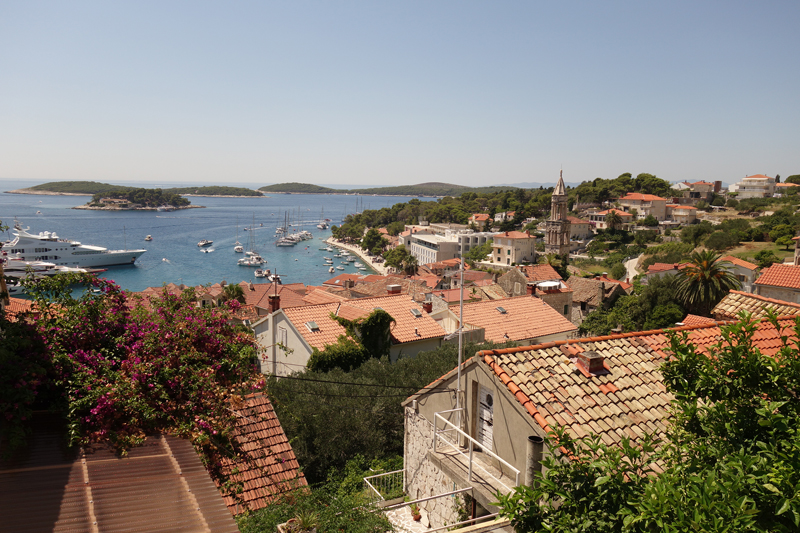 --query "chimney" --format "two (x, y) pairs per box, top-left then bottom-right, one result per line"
(526, 283), (535, 296)
(422, 301), (433, 313)
(525, 435), (544, 486)
(505, 231), (509, 236)
(578, 350), (605, 374)
(387, 284), (401, 295)
(598, 281), (605, 304)
(268, 294), (281, 313)
(343, 279), (354, 289)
